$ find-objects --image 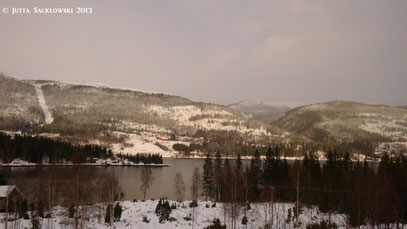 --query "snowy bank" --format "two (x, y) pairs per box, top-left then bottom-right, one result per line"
(0, 200), (355, 229)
